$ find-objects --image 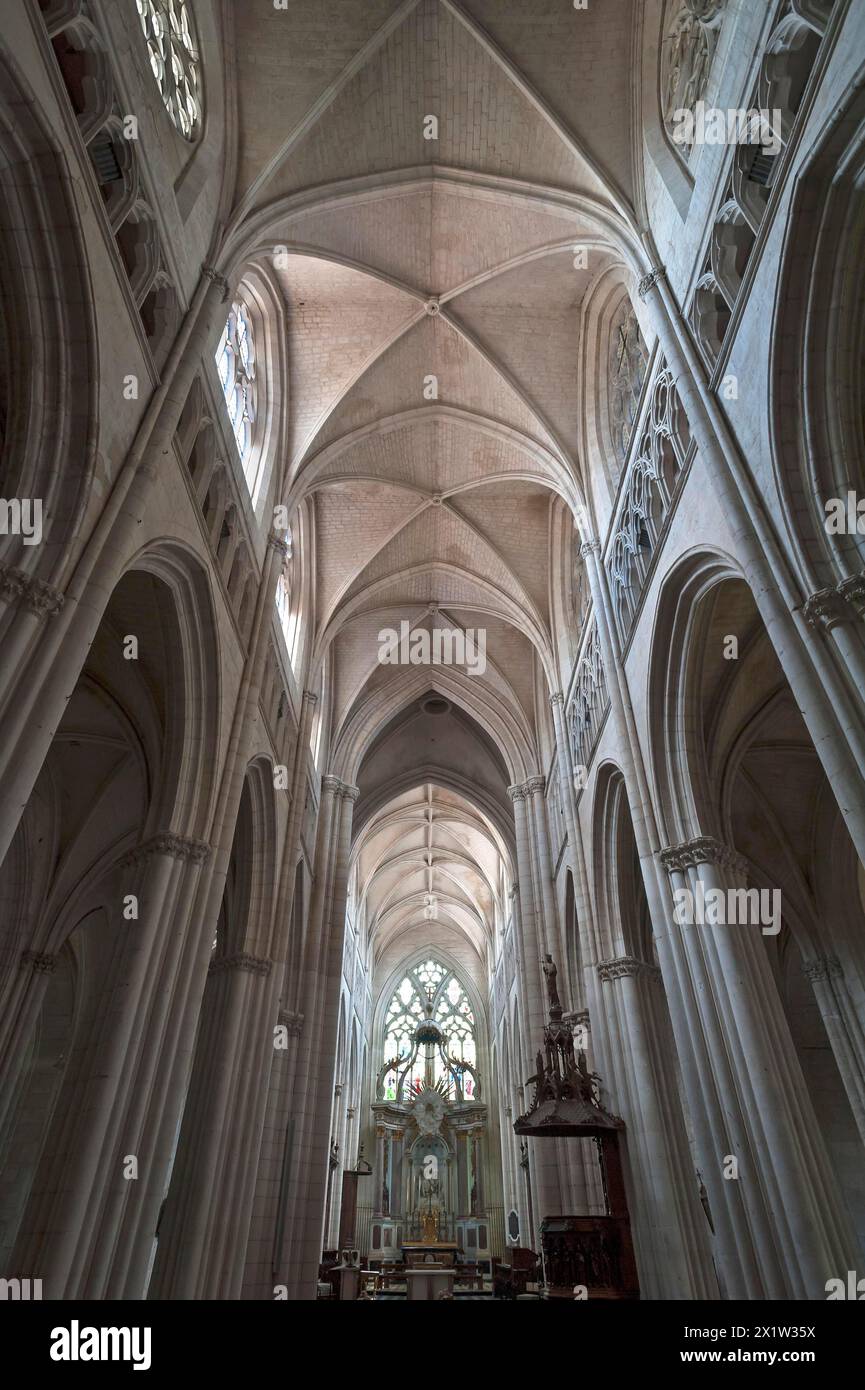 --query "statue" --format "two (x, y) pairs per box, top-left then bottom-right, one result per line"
(543, 954), (561, 1013)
